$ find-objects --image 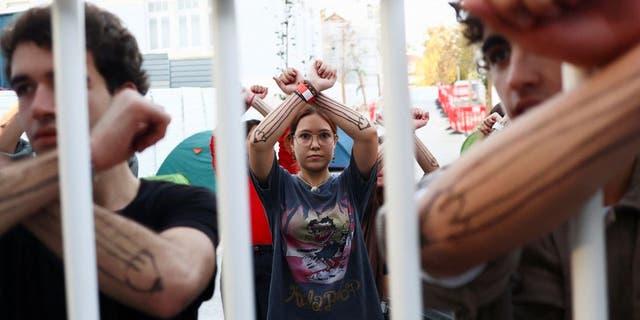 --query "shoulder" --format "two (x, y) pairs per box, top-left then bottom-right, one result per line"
(135, 179), (219, 245)
(139, 179), (216, 204)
